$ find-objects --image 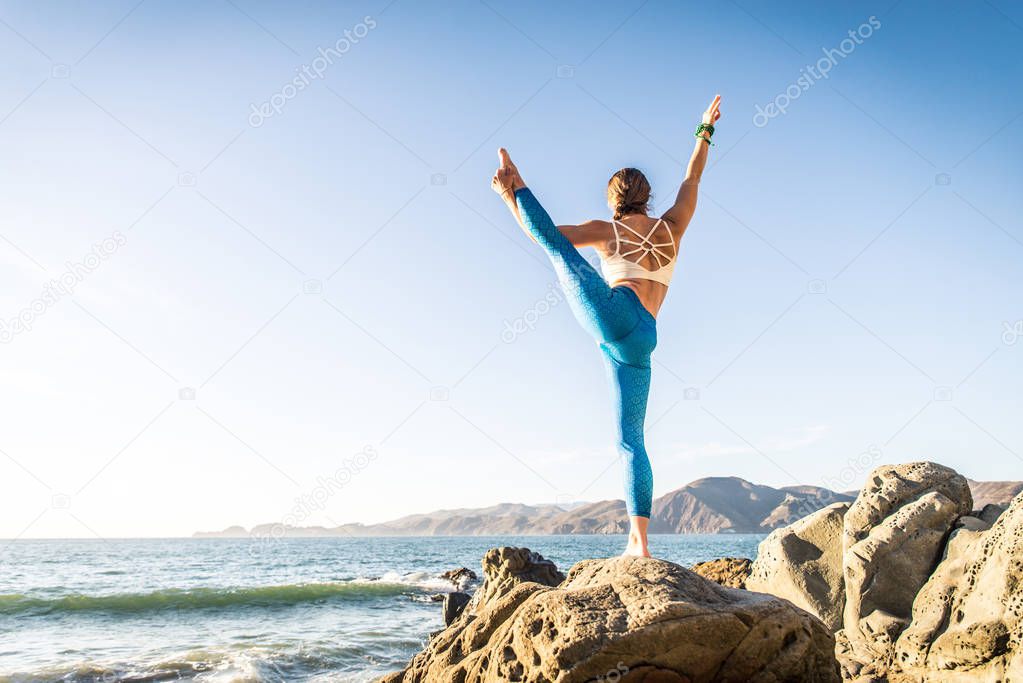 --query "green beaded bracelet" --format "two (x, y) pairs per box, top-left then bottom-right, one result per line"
(695, 123), (715, 146)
